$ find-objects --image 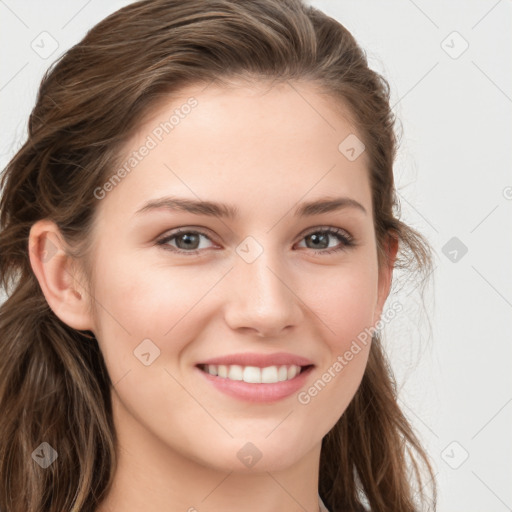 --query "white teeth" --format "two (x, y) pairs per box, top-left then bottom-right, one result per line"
(243, 366), (261, 383)
(261, 366), (278, 383)
(277, 366), (288, 381)
(287, 365), (298, 379)
(201, 364), (304, 384)
(228, 365), (243, 381)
